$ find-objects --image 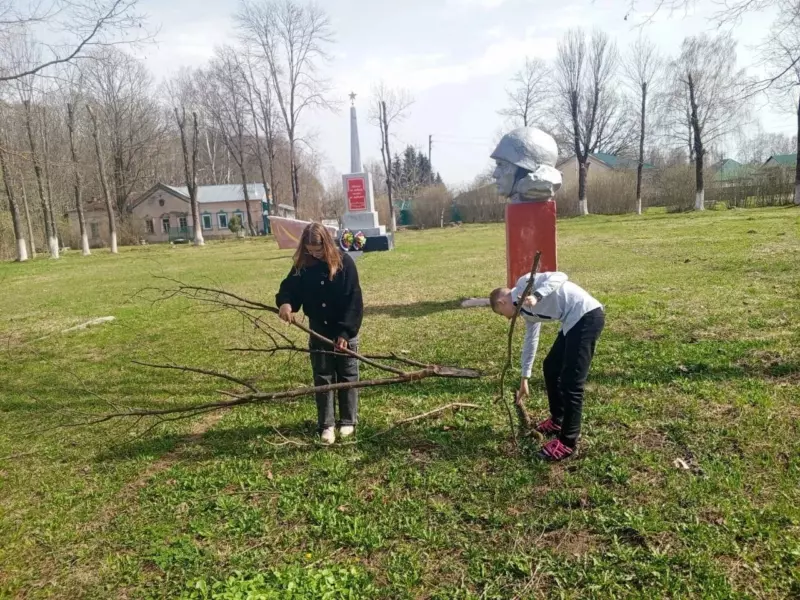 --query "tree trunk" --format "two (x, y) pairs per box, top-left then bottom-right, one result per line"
(795, 94), (800, 206)
(175, 108), (204, 246)
(67, 104), (90, 256)
(20, 175), (36, 258)
(289, 135), (299, 210)
(87, 106), (119, 253)
(578, 159), (589, 216)
(41, 107), (58, 246)
(23, 101), (58, 259)
(636, 82), (647, 216)
(688, 73), (705, 211)
(0, 147), (28, 261)
(239, 167), (257, 237)
(250, 122), (270, 231)
(569, 90), (589, 216)
(381, 101), (397, 234)
(190, 113), (204, 245)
